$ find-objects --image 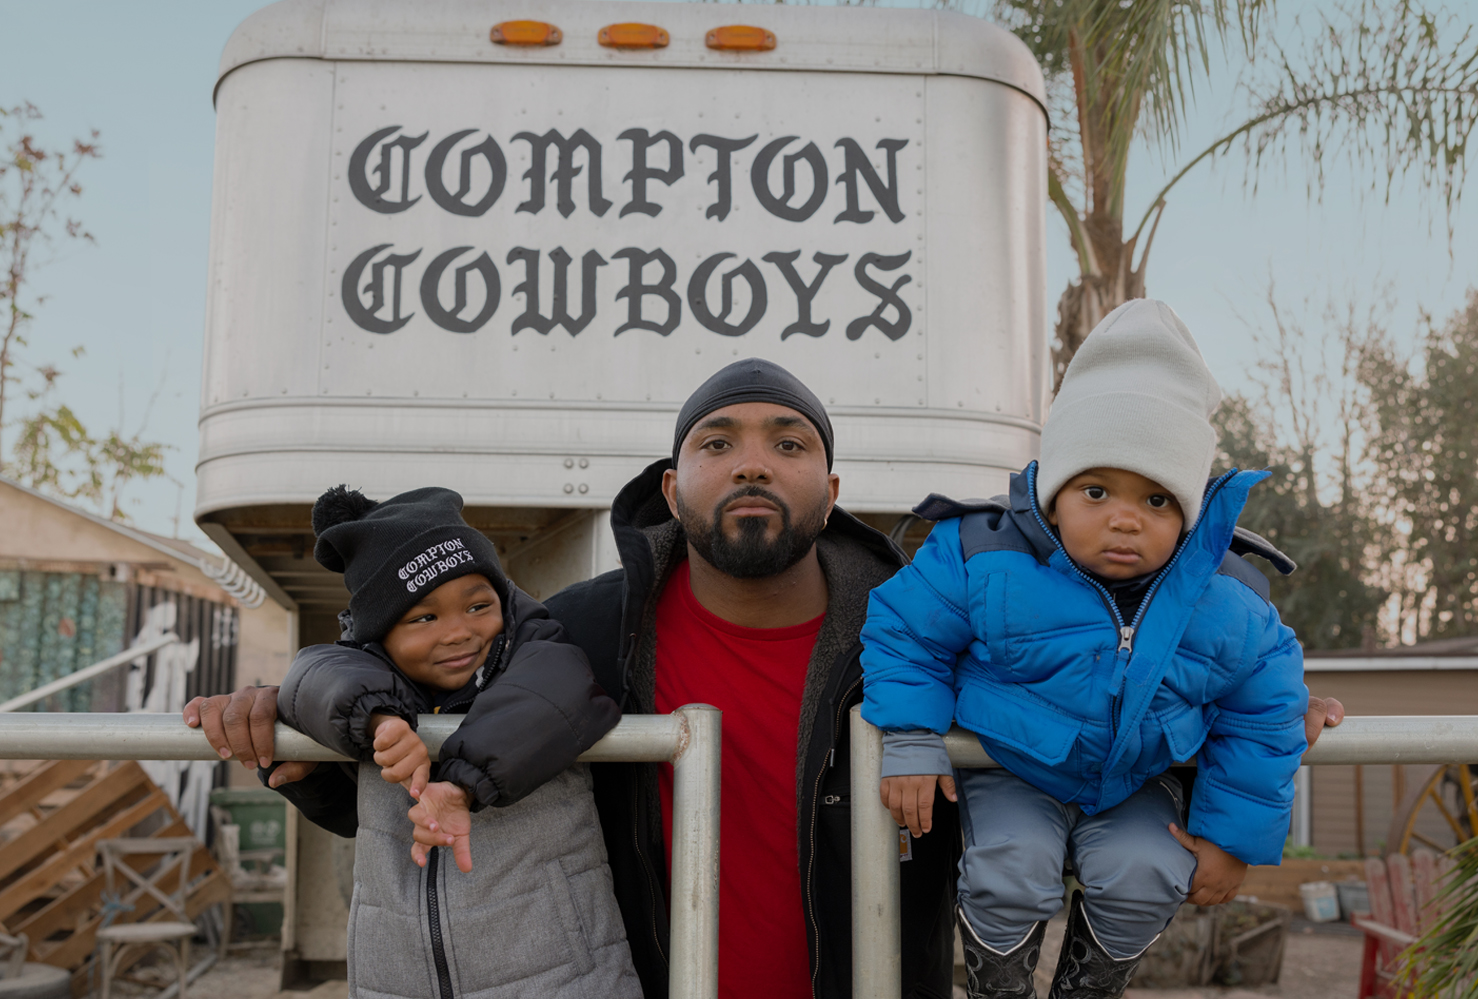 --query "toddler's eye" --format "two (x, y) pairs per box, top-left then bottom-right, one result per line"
(1147, 495), (1170, 509)
(1084, 485), (1107, 500)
